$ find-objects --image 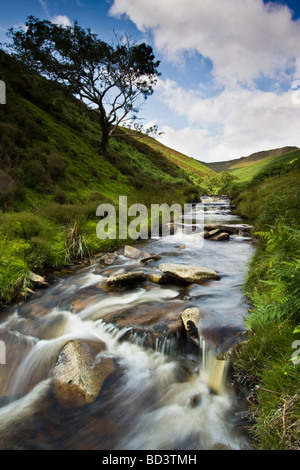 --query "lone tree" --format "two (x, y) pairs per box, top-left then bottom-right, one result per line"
(8, 16), (160, 156)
